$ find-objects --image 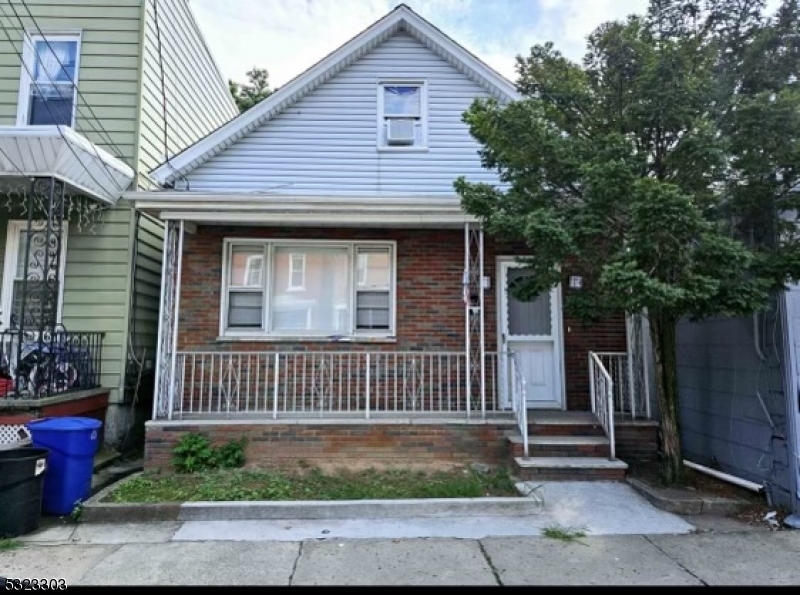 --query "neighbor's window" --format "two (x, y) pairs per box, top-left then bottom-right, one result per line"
(287, 252), (306, 291)
(19, 34), (80, 127)
(378, 82), (426, 148)
(223, 241), (395, 337)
